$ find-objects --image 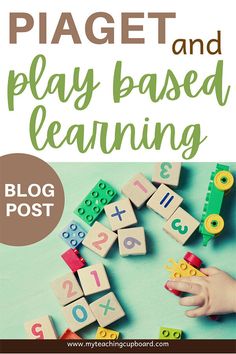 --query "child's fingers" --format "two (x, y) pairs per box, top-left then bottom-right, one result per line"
(185, 306), (206, 318)
(174, 276), (205, 285)
(200, 267), (220, 276)
(166, 280), (201, 295)
(179, 295), (204, 307)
